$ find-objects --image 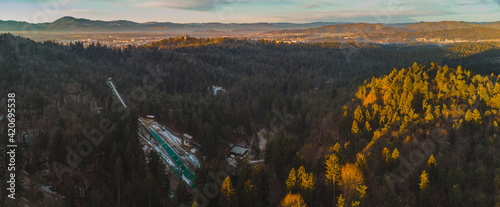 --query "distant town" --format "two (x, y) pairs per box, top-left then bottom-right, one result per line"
(6, 30), (500, 49)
